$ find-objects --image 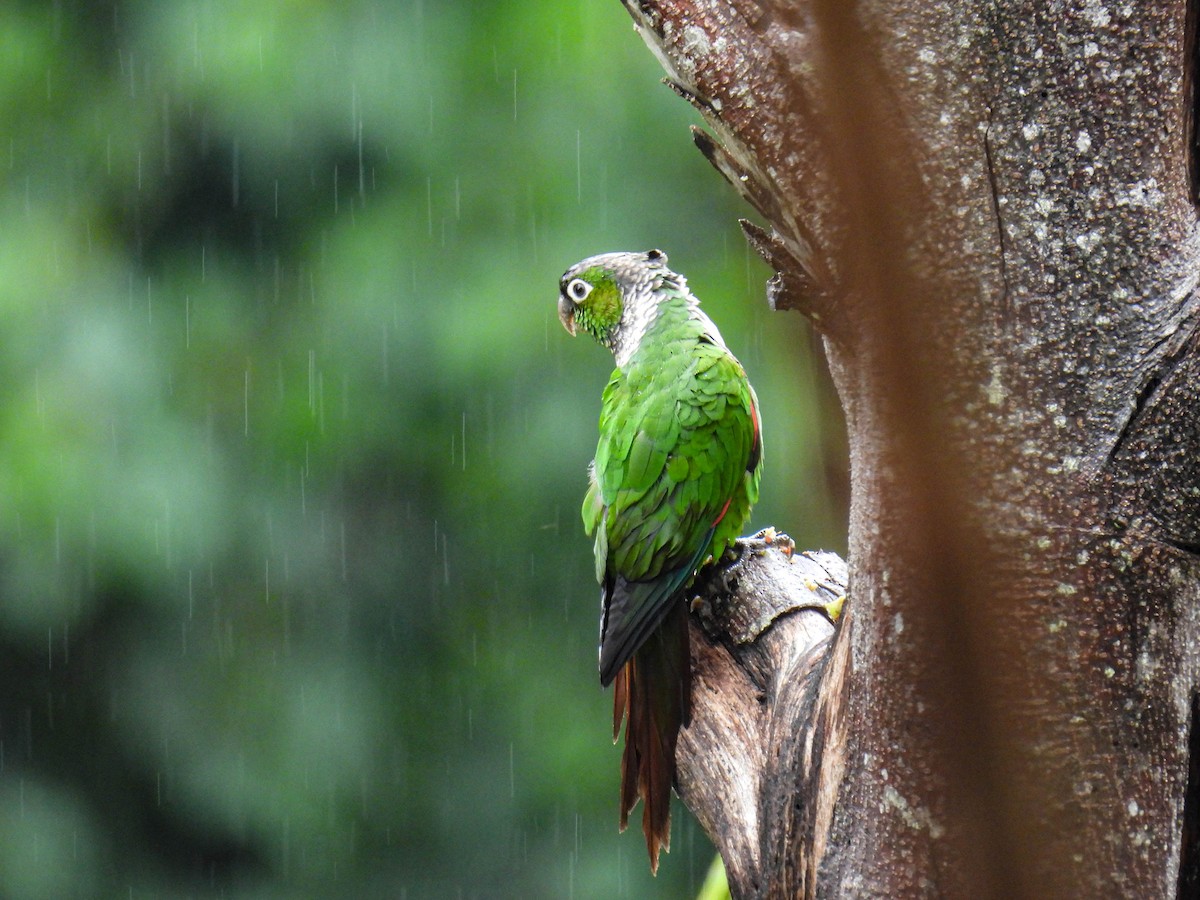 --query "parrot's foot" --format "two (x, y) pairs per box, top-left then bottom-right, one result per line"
(693, 536), (848, 643)
(735, 527), (795, 559)
(691, 527), (797, 620)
